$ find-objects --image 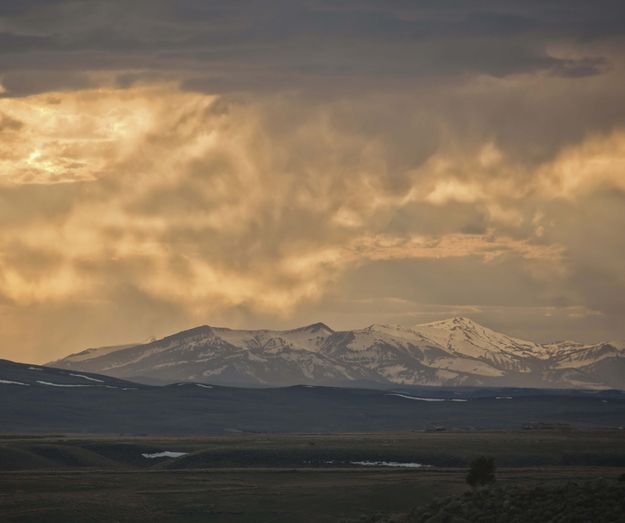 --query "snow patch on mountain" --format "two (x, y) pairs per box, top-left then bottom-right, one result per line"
(142, 451), (188, 459)
(69, 373), (104, 383)
(0, 379), (29, 386)
(414, 317), (543, 360)
(37, 380), (91, 388)
(387, 393), (468, 402)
